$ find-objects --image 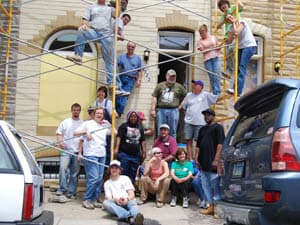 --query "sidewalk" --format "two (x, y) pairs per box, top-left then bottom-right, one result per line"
(44, 190), (225, 225)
